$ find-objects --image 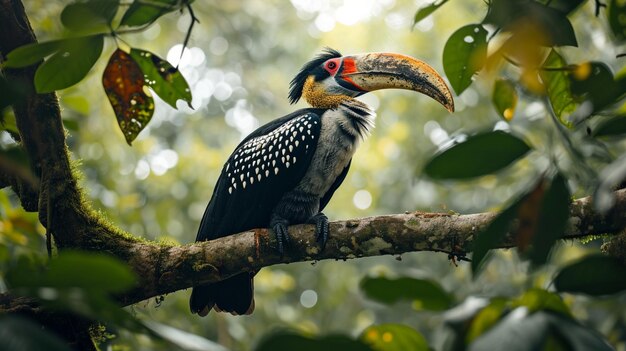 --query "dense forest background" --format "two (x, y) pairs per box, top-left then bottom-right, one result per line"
(1, 0), (626, 350)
